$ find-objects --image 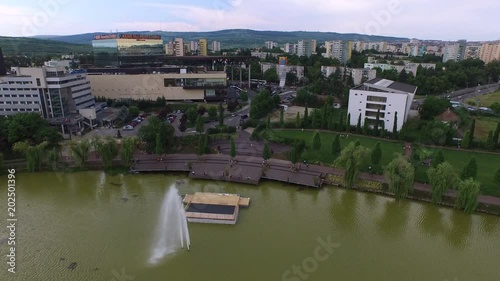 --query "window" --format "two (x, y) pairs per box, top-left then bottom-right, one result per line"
(19, 94), (24, 97)
(367, 95), (387, 103)
(36, 78), (41, 86)
(164, 78), (176, 87)
(366, 103), (386, 110)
